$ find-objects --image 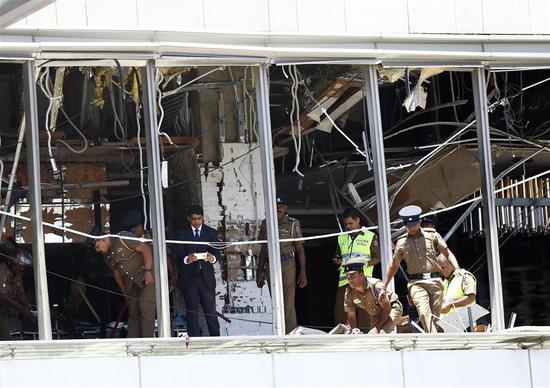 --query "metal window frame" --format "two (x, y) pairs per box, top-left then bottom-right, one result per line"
(18, 55), (509, 339)
(23, 60), (52, 340)
(361, 65), (394, 290)
(141, 59), (172, 338)
(471, 68), (505, 331)
(255, 64), (286, 336)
